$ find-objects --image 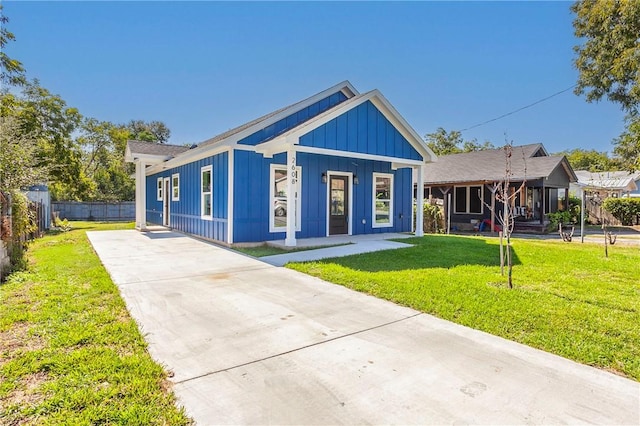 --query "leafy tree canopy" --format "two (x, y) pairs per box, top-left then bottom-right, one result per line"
(0, 5), (26, 87)
(572, 1), (640, 171)
(557, 148), (619, 172)
(425, 127), (494, 156)
(126, 119), (171, 143)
